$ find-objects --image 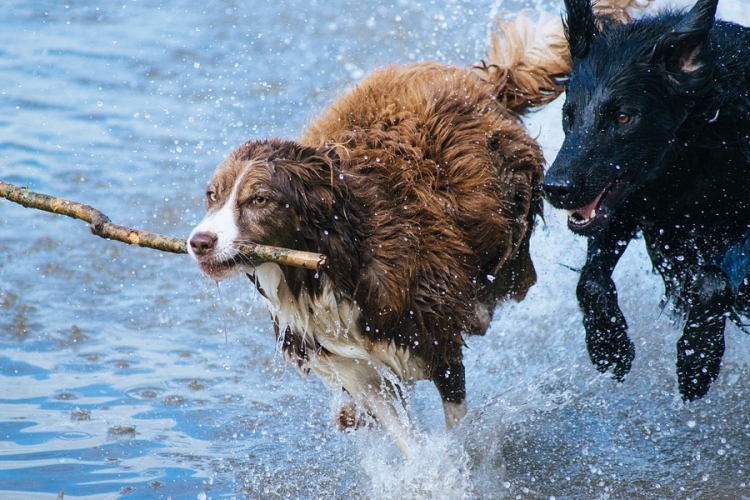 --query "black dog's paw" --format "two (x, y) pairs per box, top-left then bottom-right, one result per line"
(676, 265), (730, 400)
(676, 321), (725, 401)
(678, 366), (718, 401)
(677, 355), (722, 401)
(585, 325), (635, 381)
(577, 266), (634, 381)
